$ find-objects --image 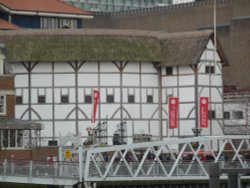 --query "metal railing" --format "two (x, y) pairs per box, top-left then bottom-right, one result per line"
(0, 159), (79, 179)
(84, 135), (250, 181)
